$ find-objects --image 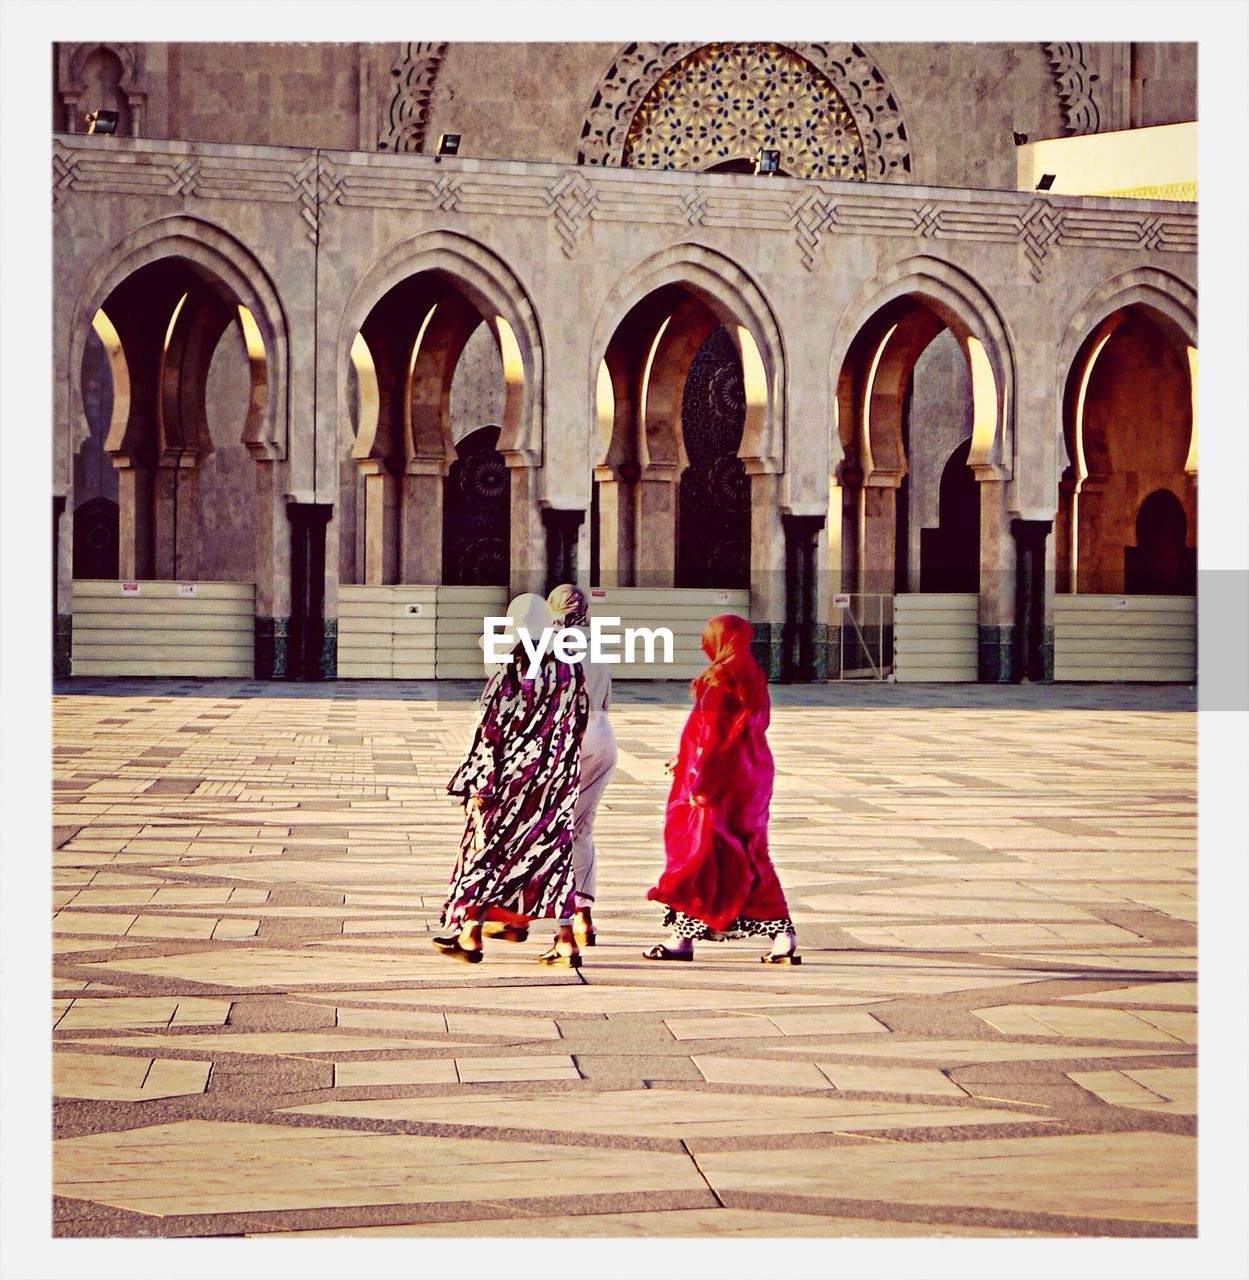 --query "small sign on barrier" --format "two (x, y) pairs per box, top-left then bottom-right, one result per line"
(833, 592), (851, 609)
(404, 602), (423, 617)
(120, 582), (139, 594)
(176, 583), (197, 598)
(1112, 597), (1129, 610)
